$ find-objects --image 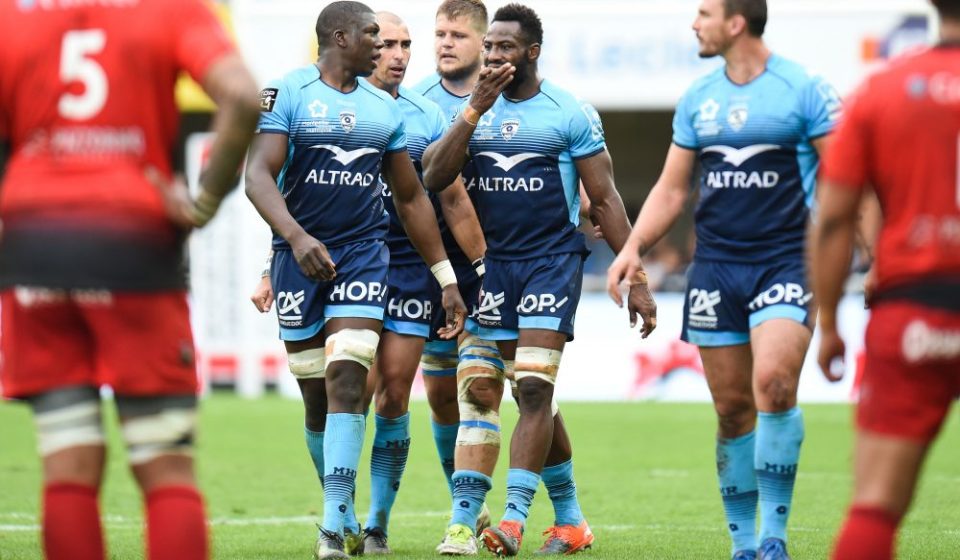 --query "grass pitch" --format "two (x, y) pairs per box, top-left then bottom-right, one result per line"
(1, 395), (958, 559)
